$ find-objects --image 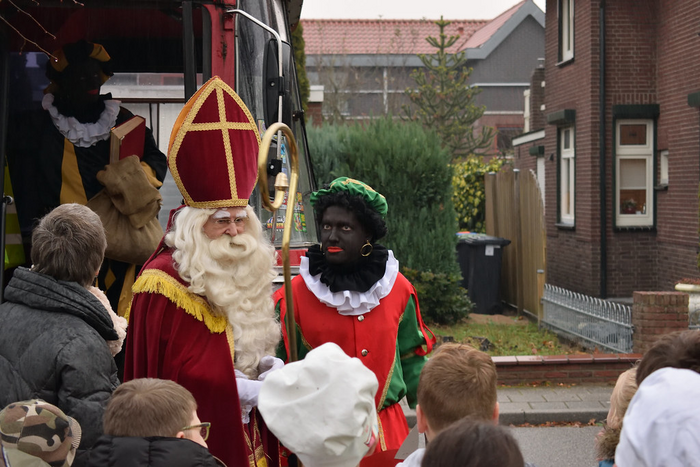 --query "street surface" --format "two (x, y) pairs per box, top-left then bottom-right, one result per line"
(510, 426), (600, 467)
